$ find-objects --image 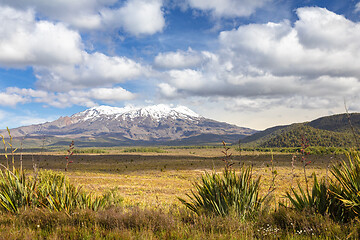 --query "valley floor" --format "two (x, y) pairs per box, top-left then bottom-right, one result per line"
(0, 149), (356, 239)
(17, 150), (340, 208)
